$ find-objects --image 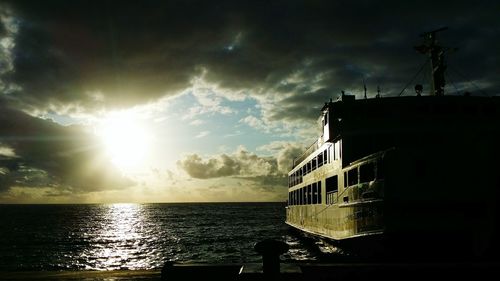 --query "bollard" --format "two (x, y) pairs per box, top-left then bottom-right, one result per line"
(254, 239), (289, 275)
